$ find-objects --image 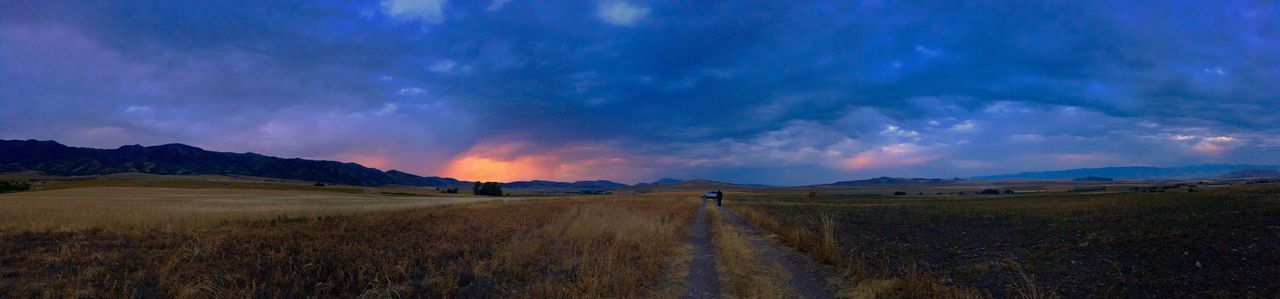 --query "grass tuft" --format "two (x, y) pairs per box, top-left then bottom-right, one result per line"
(707, 206), (793, 298)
